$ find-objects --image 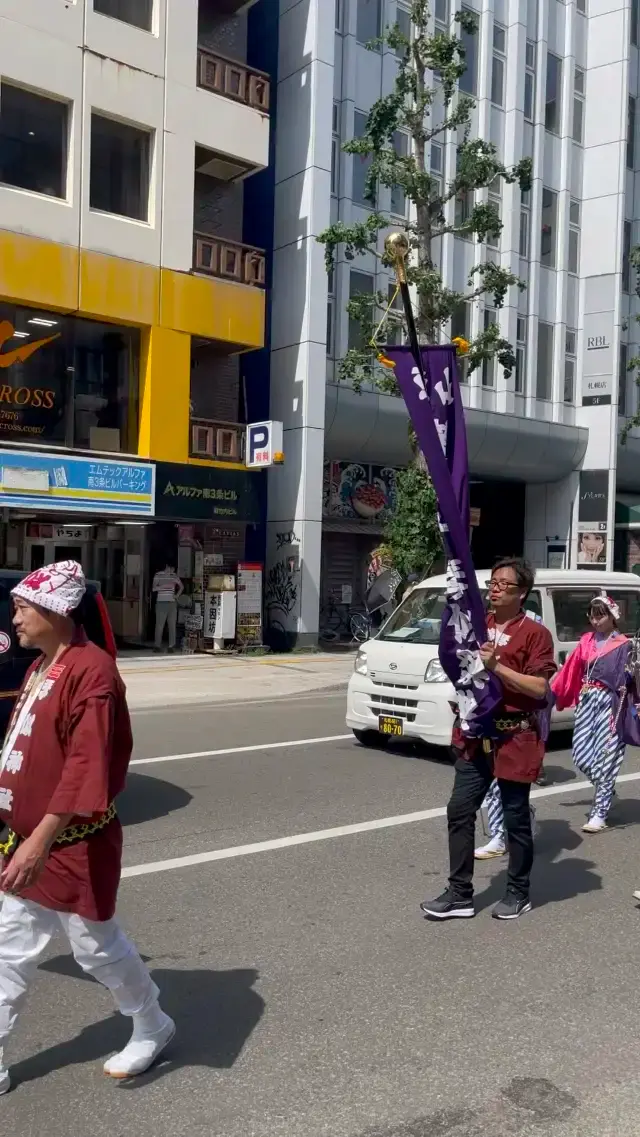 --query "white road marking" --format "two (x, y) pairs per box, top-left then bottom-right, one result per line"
(130, 733), (353, 766)
(121, 768), (640, 880)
